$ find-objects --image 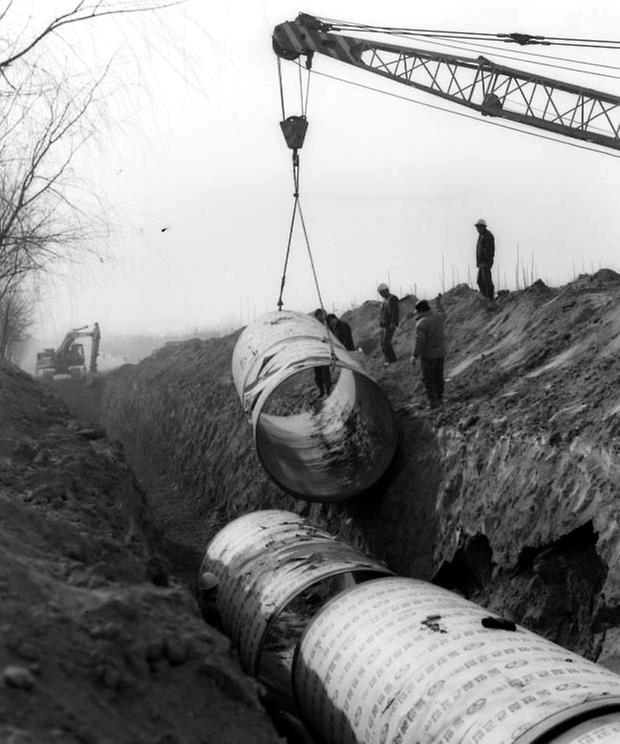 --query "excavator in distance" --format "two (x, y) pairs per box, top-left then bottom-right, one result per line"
(35, 323), (101, 379)
(272, 13), (620, 151)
